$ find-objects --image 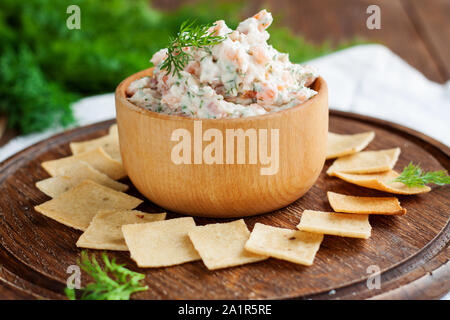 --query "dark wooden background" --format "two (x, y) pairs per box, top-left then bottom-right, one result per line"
(0, 0), (449, 299)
